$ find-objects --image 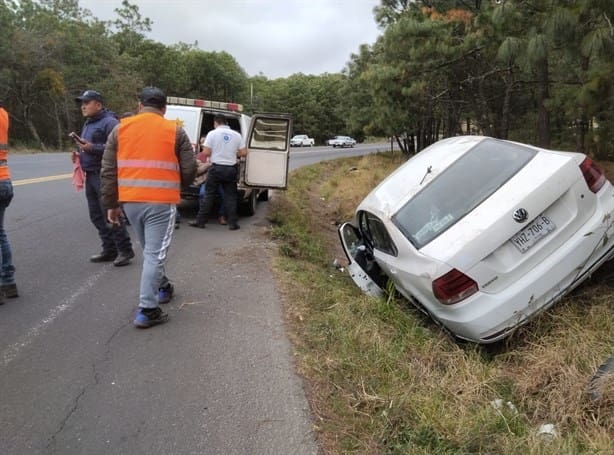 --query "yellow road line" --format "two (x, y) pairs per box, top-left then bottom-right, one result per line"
(12, 173), (73, 186)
